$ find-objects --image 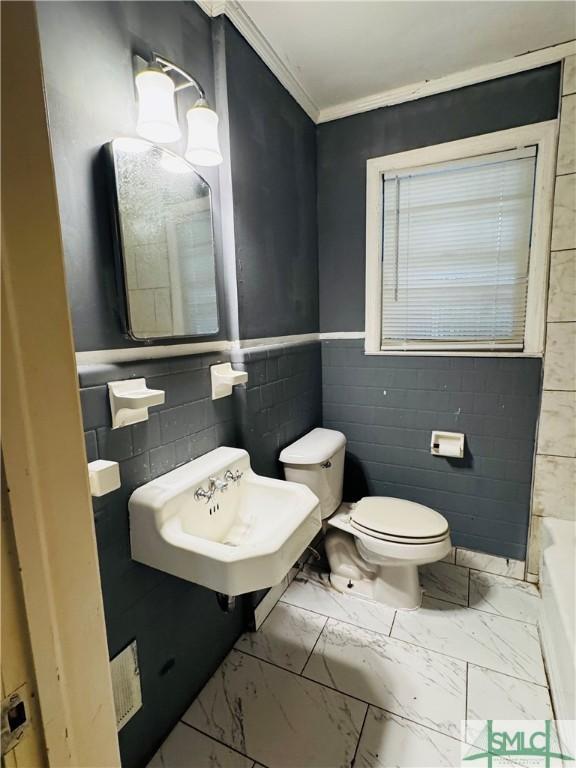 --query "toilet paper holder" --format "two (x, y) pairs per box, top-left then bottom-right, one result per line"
(430, 431), (465, 458)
